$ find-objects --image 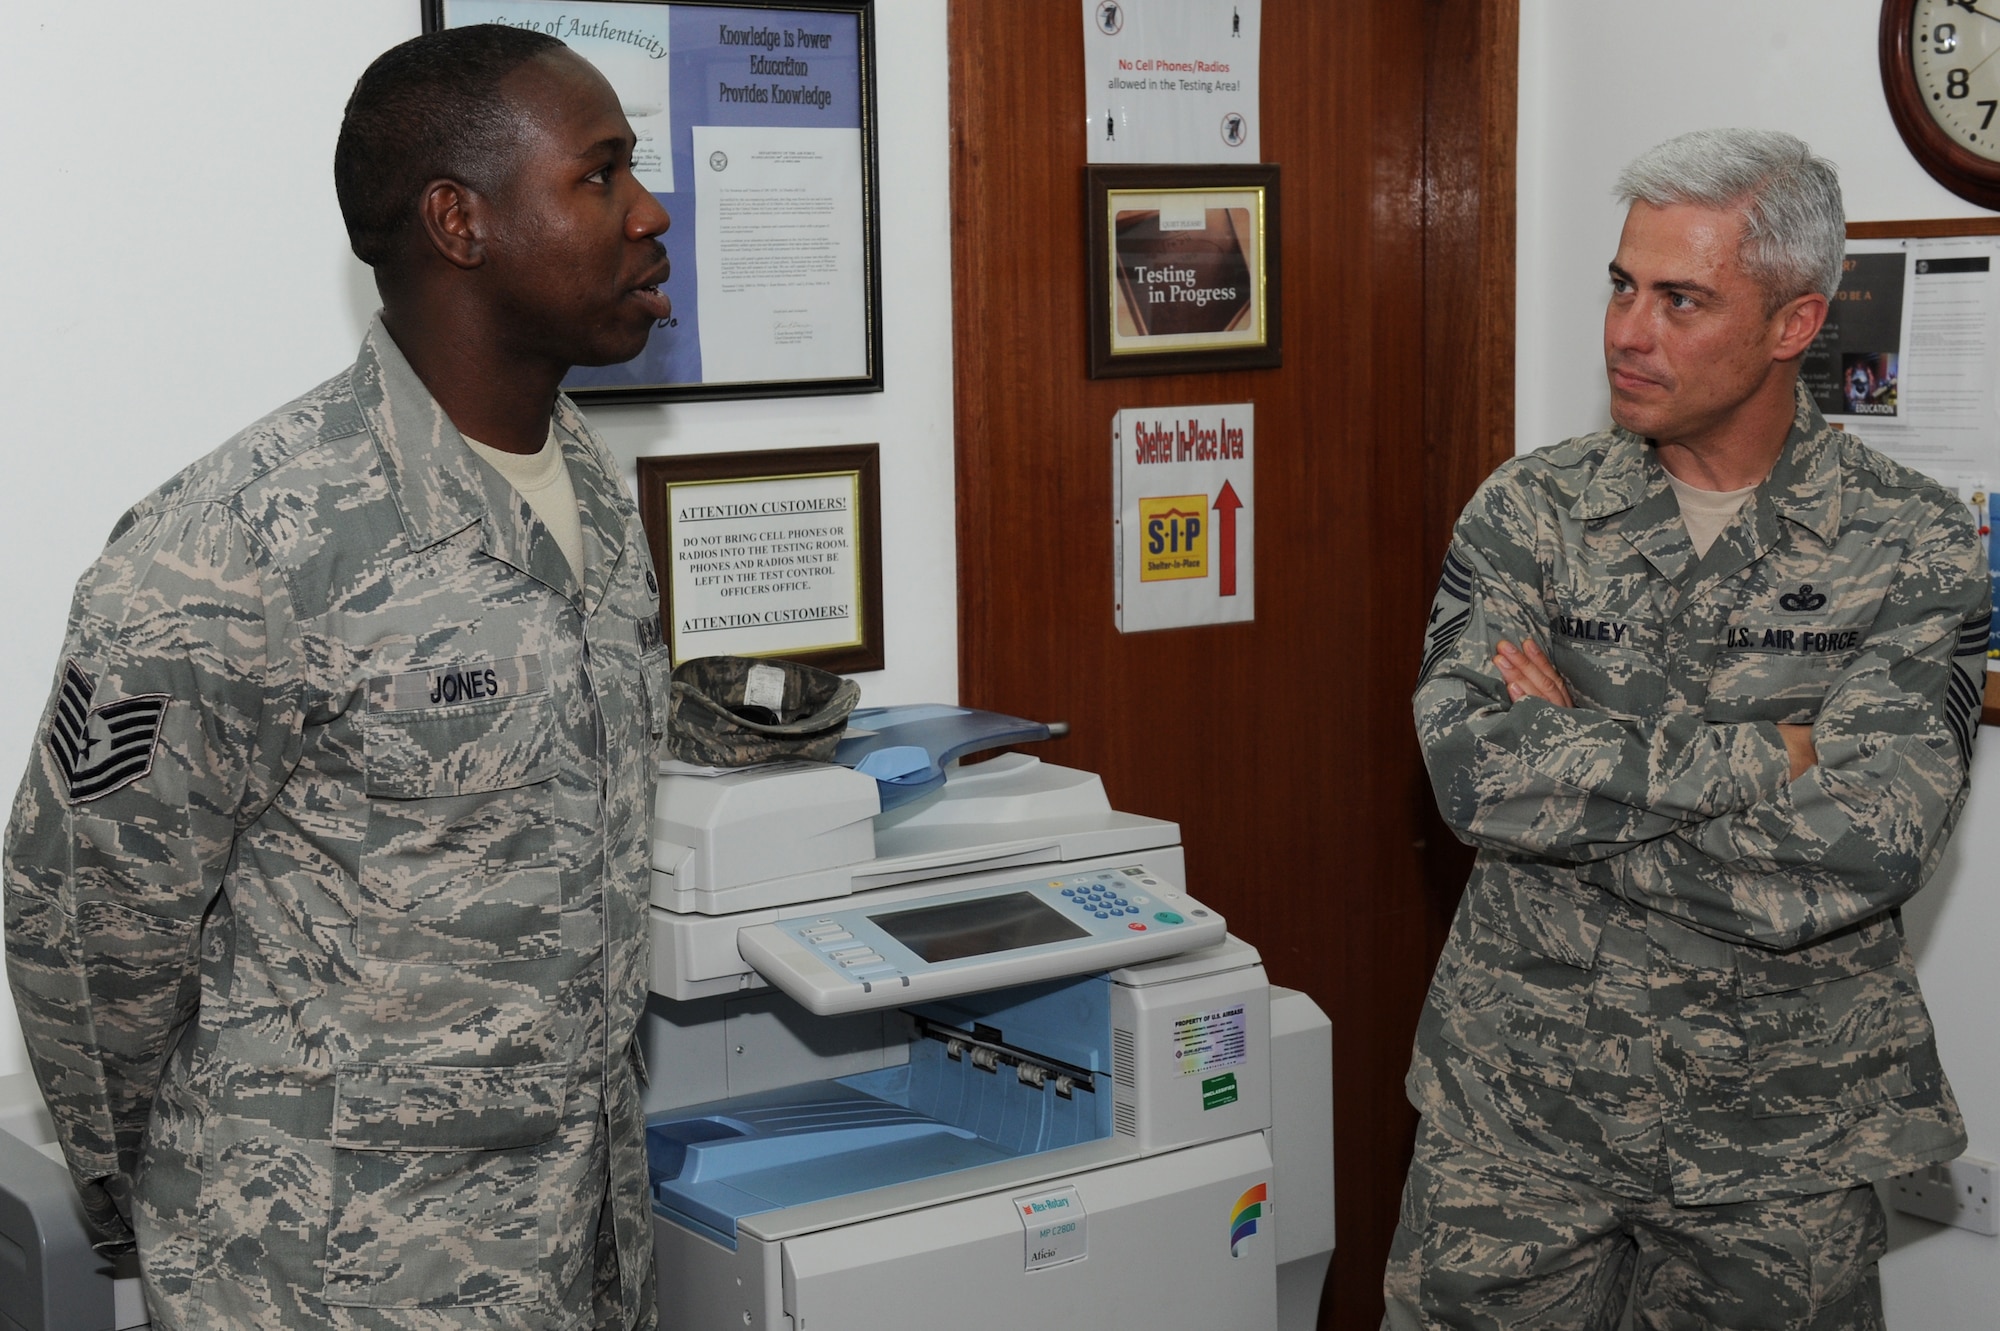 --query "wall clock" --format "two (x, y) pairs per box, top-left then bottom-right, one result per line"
(1882, 0), (2000, 208)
